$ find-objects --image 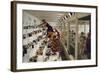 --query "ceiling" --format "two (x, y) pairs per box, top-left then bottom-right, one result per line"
(24, 10), (90, 23)
(25, 10), (66, 22)
(79, 15), (91, 20)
